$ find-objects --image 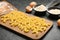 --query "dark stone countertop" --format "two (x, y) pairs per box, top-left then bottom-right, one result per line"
(0, 0), (60, 40)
